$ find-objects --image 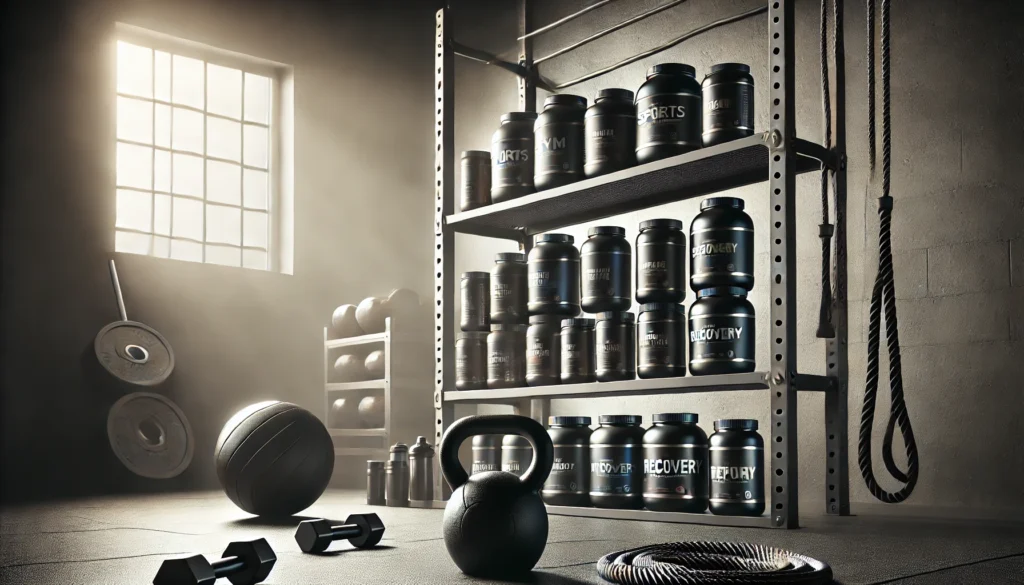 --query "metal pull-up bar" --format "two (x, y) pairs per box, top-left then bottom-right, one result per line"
(516, 0), (621, 40)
